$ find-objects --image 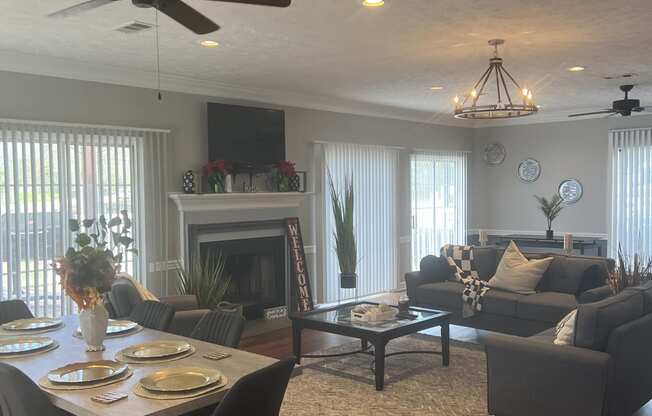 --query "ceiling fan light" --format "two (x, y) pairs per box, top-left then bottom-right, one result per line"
(362, 0), (385, 7)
